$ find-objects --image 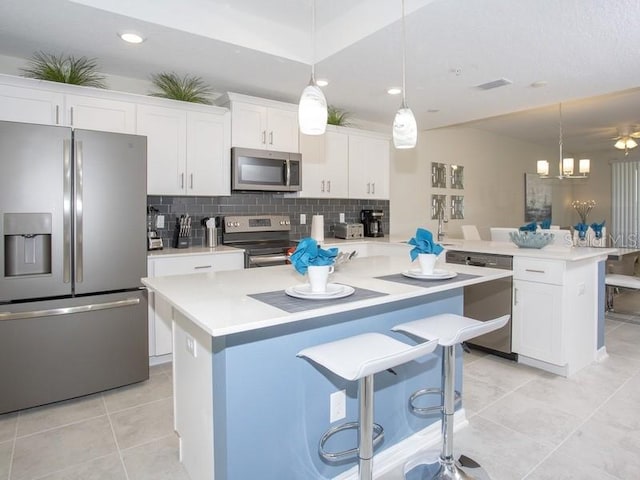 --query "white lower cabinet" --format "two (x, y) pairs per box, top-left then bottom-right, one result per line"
(511, 256), (601, 376)
(147, 252), (244, 358)
(512, 278), (564, 365)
